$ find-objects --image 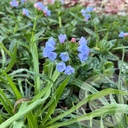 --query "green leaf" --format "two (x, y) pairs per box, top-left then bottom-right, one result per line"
(0, 36), (4, 42)
(0, 98), (48, 128)
(84, 27), (96, 36)
(26, 111), (38, 128)
(2, 71), (22, 99)
(12, 121), (24, 128)
(93, 17), (100, 25)
(0, 12), (5, 15)
(34, 28), (46, 41)
(4, 43), (17, 72)
(0, 89), (13, 116)
(42, 76), (70, 125)
(46, 88), (128, 127)
(49, 104), (128, 128)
